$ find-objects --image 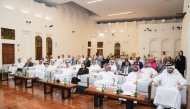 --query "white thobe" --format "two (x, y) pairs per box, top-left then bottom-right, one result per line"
(27, 64), (45, 79)
(162, 69), (182, 77)
(55, 59), (63, 65)
(153, 72), (187, 109)
(54, 67), (73, 82)
(8, 62), (25, 74)
(73, 64), (81, 71)
(119, 71), (147, 101)
(45, 65), (57, 78)
(141, 67), (158, 79)
(118, 59), (124, 69)
(129, 60), (134, 65)
(94, 71), (118, 88)
(80, 58), (85, 62)
(110, 65), (117, 73)
(89, 64), (101, 73)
